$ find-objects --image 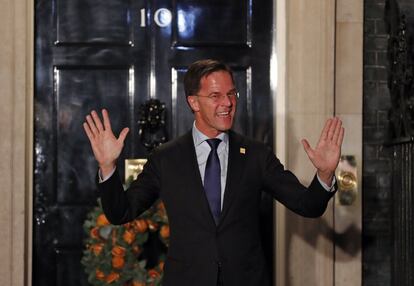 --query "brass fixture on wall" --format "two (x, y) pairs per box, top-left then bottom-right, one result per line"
(336, 155), (358, 206)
